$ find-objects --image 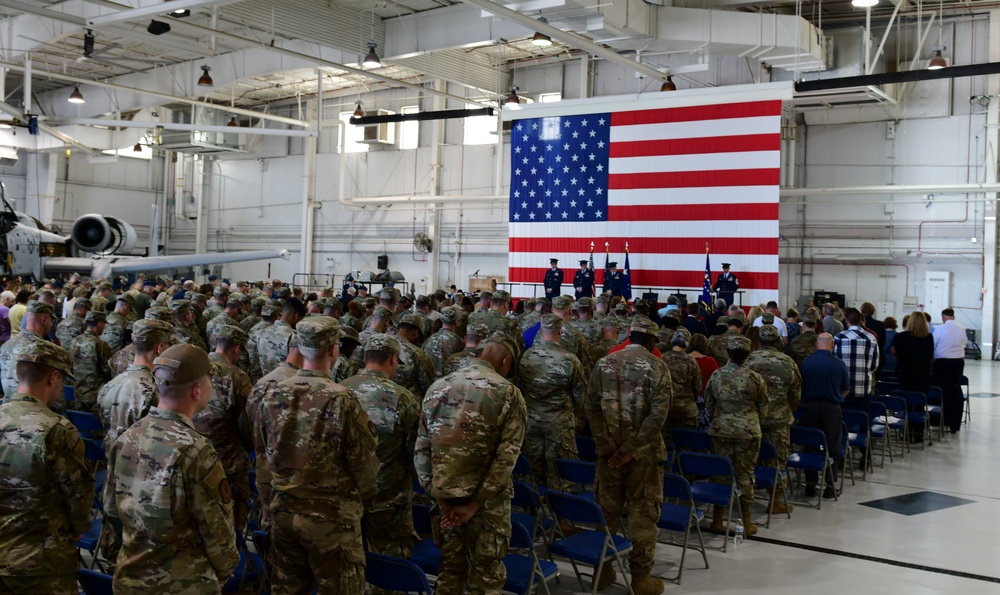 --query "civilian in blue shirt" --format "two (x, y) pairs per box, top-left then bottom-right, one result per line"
(798, 333), (850, 500)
